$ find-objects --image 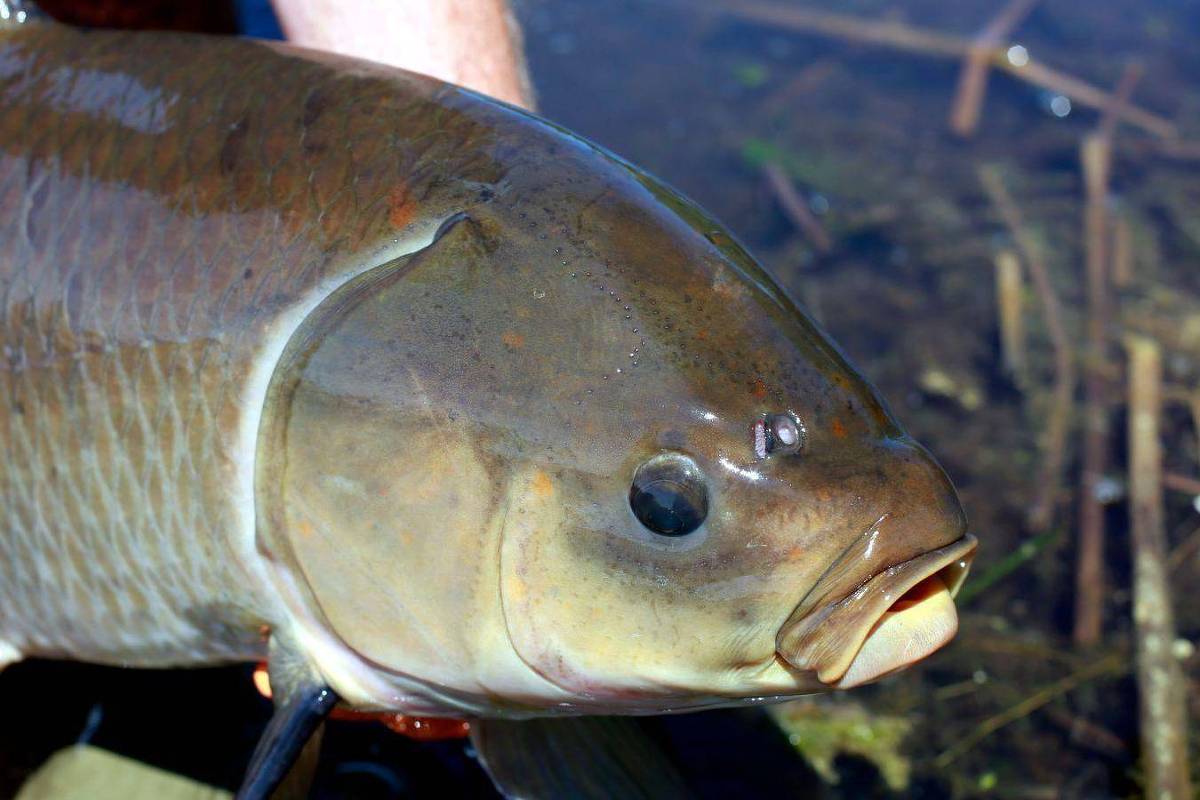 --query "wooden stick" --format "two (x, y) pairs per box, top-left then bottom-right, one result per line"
(1168, 525), (1200, 573)
(712, 1), (1177, 138)
(949, 0), (1041, 136)
(978, 167), (1076, 530)
(994, 249), (1027, 382)
(1074, 133), (1113, 648)
(932, 653), (1126, 768)
(1074, 64), (1142, 647)
(1111, 212), (1135, 288)
(763, 164), (833, 253)
(1125, 334), (1193, 799)
(1164, 472), (1200, 496)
